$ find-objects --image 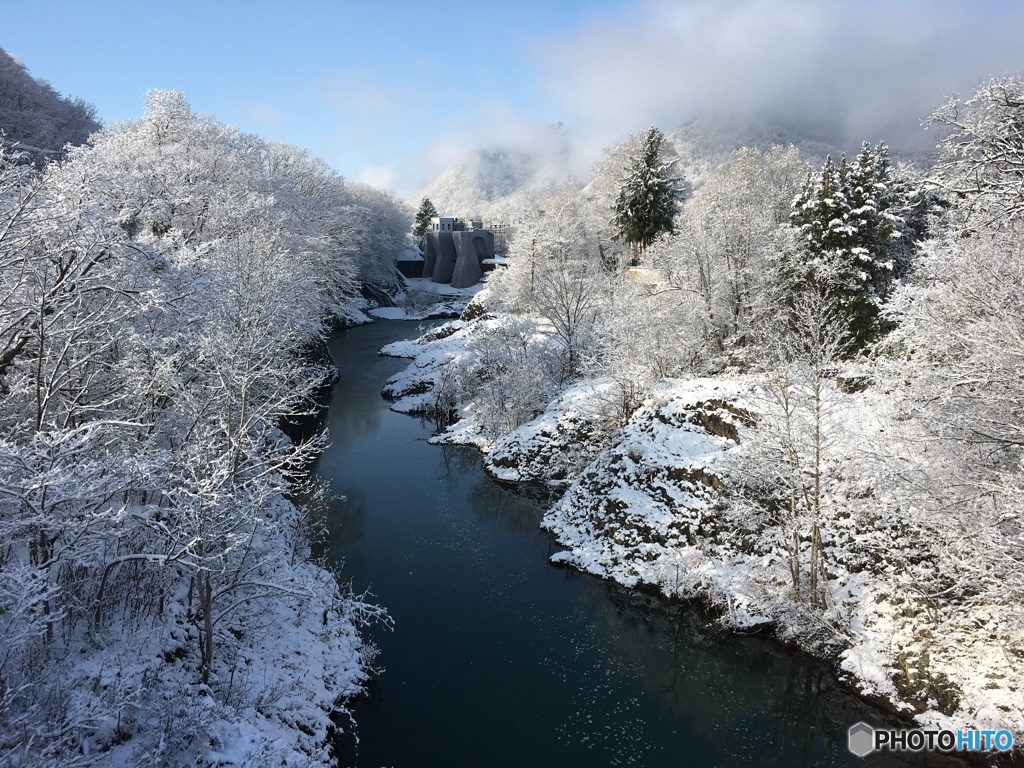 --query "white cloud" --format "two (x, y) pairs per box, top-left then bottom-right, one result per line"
(533, 0), (1024, 154)
(354, 164), (398, 192)
(373, 0), (1024, 198)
